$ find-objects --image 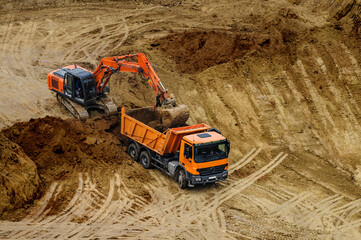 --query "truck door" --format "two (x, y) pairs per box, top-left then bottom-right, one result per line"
(64, 74), (74, 97)
(181, 142), (193, 170)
